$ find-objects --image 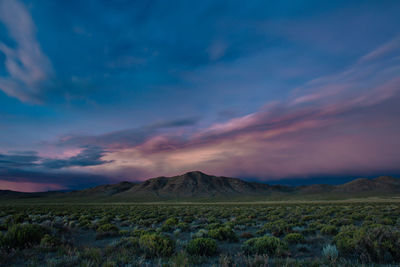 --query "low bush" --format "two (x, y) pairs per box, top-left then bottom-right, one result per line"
(334, 225), (400, 263)
(321, 225), (338, 236)
(0, 224), (47, 249)
(139, 233), (175, 258)
(259, 220), (292, 237)
(192, 229), (208, 239)
(284, 233), (305, 244)
(40, 234), (61, 249)
(334, 225), (359, 256)
(132, 229), (155, 237)
(96, 223), (120, 239)
(356, 225), (400, 263)
(164, 217), (178, 226)
(80, 247), (102, 265)
(243, 236), (287, 256)
(161, 217), (178, 232)
(186, 238), (218, 256)
(208, 226), (238, 242)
